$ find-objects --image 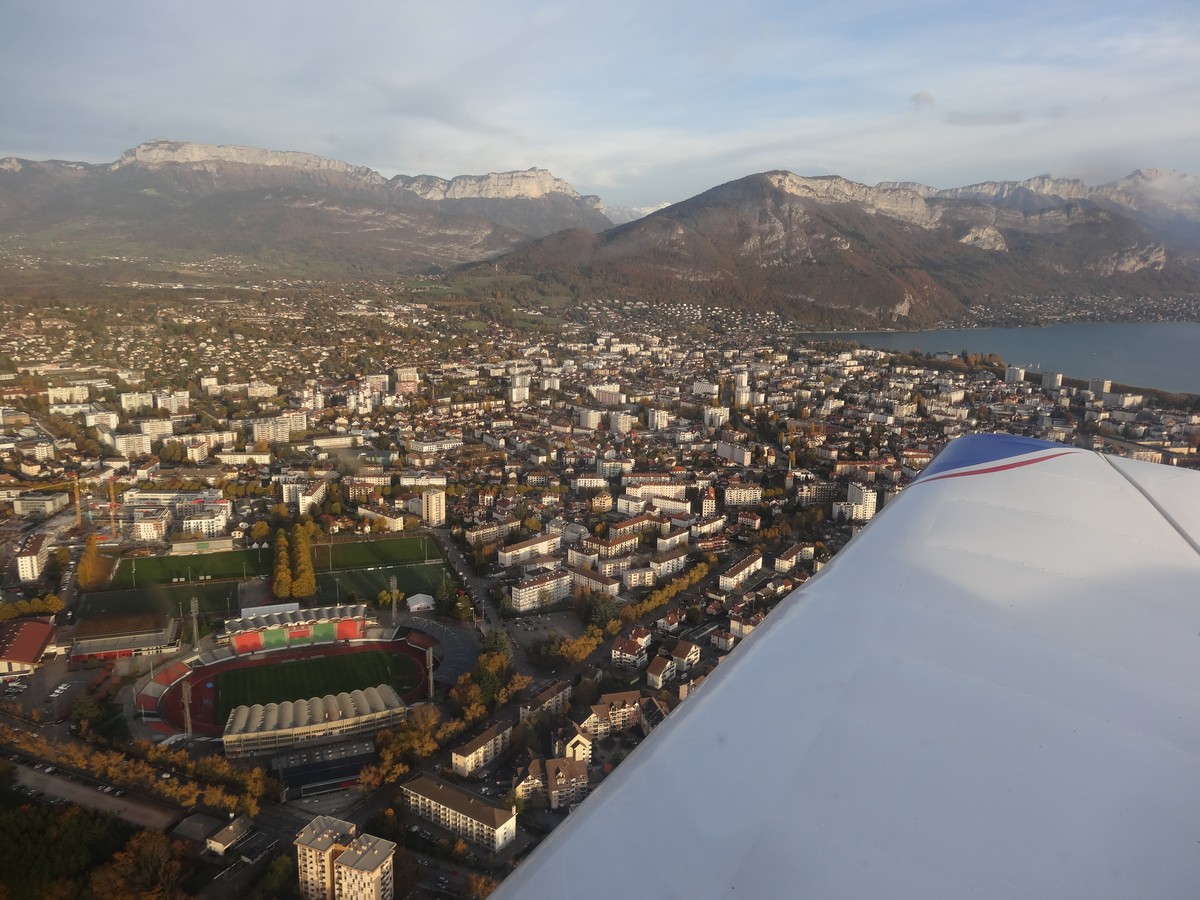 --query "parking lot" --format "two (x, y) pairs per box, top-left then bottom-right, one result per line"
(504, 609), (586, 646)
(4, 654), (86, 721)
(12, 764), (180, 831)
